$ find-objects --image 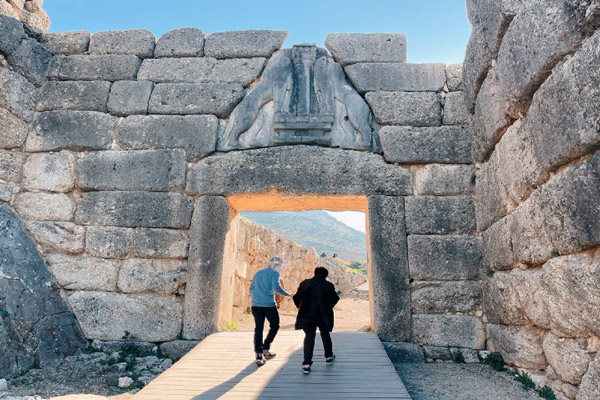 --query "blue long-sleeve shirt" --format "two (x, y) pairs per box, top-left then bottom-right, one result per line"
(249, 268), (290, 307)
